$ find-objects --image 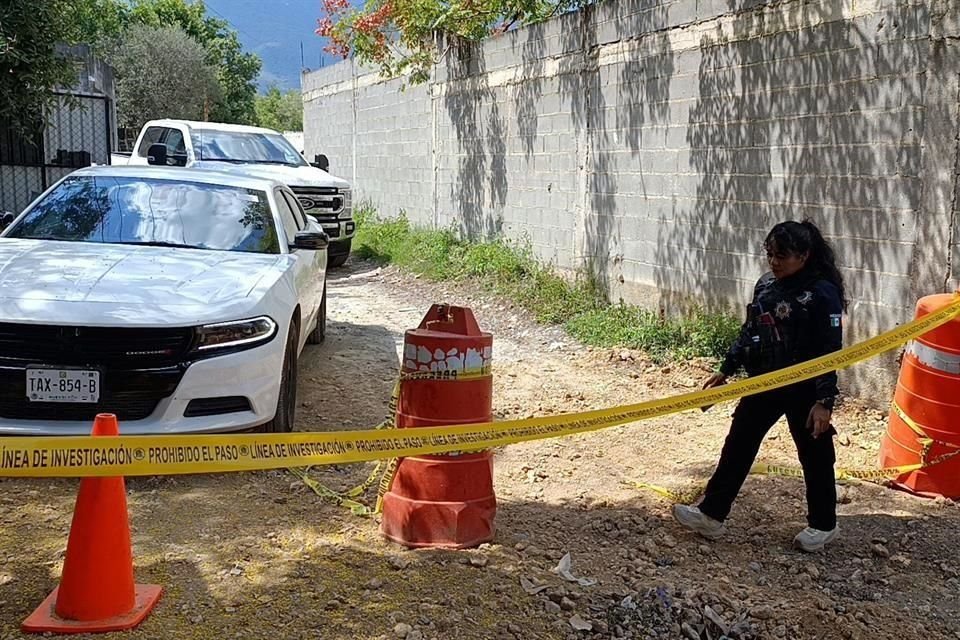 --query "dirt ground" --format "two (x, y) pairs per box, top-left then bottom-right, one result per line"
(2, 260), (960, 640)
